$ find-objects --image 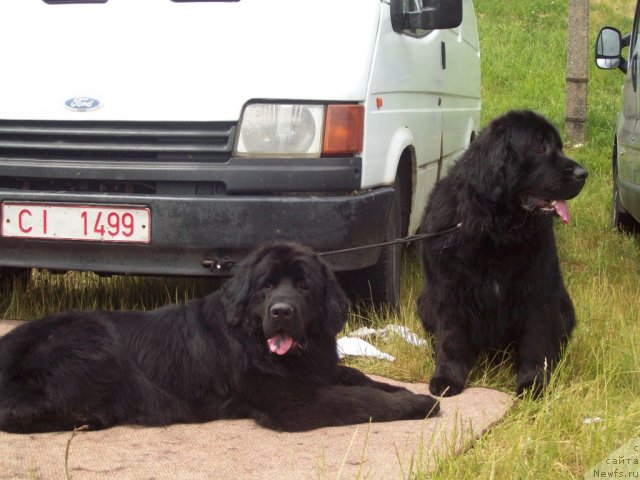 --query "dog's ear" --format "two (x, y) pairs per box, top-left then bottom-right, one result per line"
(221, 248), (264, 325)
(466, 126), (513, 203)
(321, 262), (349, 336)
